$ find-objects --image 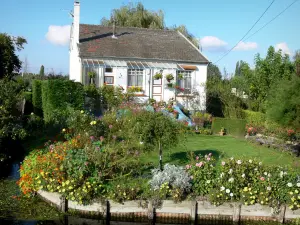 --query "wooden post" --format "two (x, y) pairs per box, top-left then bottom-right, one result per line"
(159, 141), (162, 171)
(148, 201), (155, 225)
(232, 203), (241, 223)
(106, 200), (110, 225)
(190, 200), (197, 225)
(60, 195), (68, 213)
(277, 205), (286, 224)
